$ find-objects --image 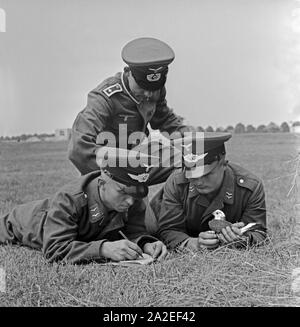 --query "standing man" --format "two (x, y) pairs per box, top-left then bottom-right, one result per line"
(153, 133), (267, 250)
(68, 37), (192, 179)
